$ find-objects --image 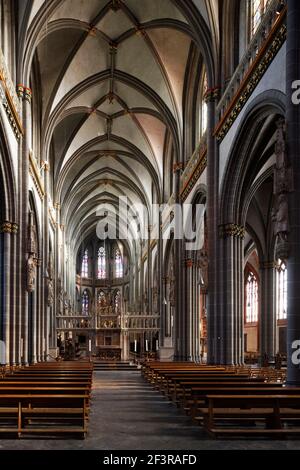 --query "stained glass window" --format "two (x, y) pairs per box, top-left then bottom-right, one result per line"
(97, 246), (106, 279)
(201, 73), (208, 136)
(115, 249), (123, 278)
(250, 0), (270, 37)
(82, 289), (89, 315)
(277, 260), (287, 320)
(246, 271), (258, 323)
(81, 249), (88, 278)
